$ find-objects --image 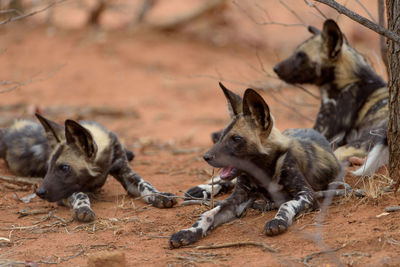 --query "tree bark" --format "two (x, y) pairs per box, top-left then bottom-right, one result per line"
(387, 0), (400, 189)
